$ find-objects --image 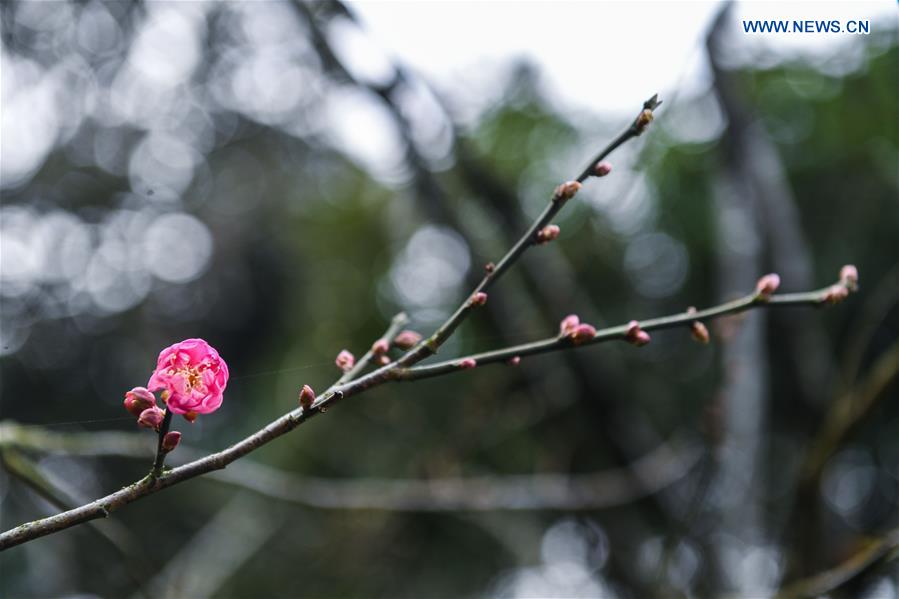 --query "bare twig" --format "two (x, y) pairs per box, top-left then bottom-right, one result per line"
(395, 95), (662, 368)
(393, 284), (851, 381)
